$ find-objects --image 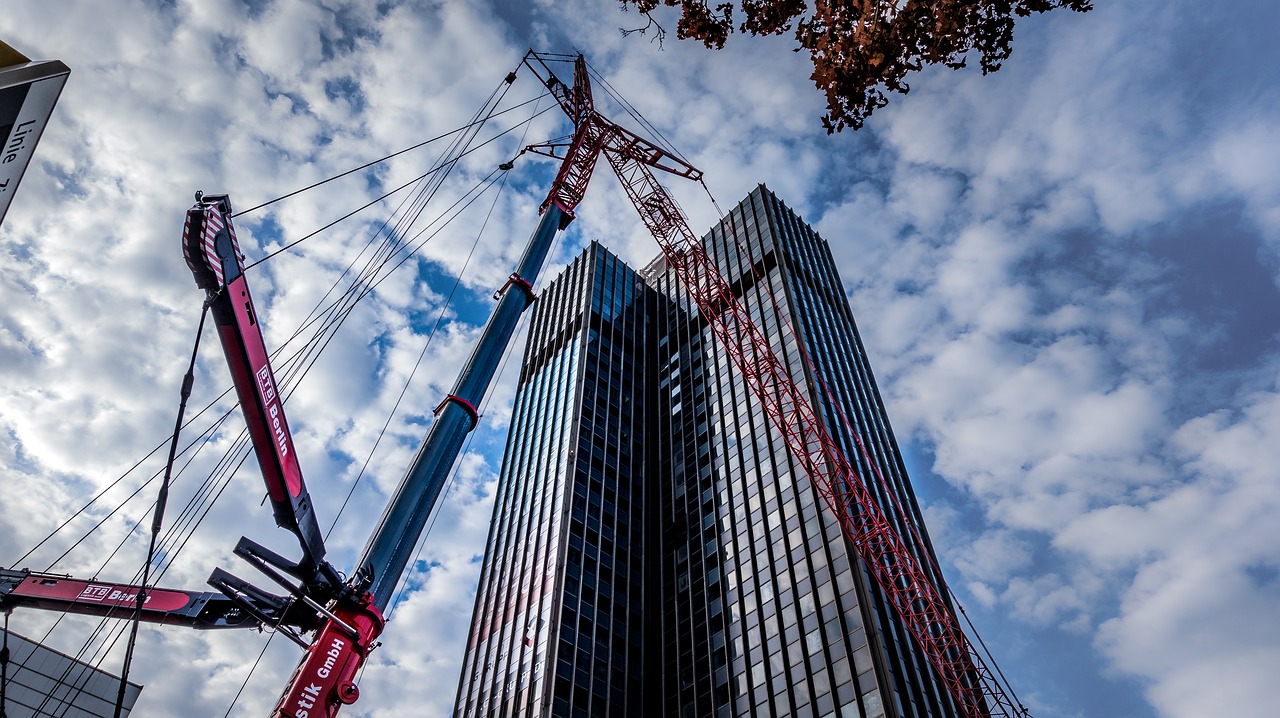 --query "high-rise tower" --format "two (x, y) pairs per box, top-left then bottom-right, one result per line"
(455, 186), (961, 718)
